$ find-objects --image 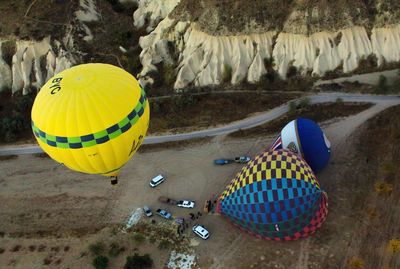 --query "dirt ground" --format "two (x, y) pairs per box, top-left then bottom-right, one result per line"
(0, 103), (399, 269)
